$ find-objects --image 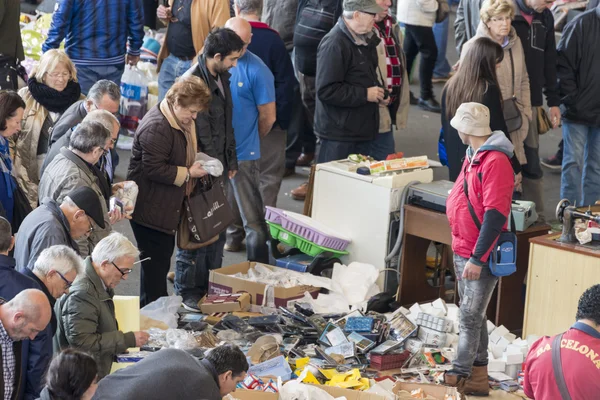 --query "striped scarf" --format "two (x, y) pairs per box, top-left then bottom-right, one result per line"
(375, 16), (403, 103)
